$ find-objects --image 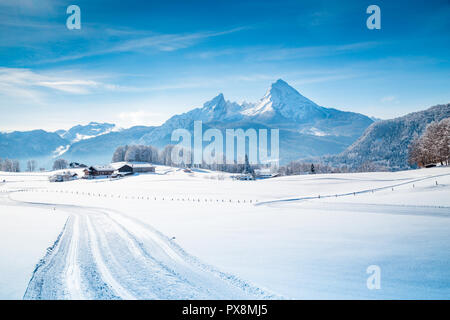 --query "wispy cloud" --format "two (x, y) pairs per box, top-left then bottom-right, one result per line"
(191, 41), (382, 61)
(381, 95), (398, 103)
(117, 110), (166, 127)
(36, 26), (248, 64)
(290, 74), (359, 86)
(0, 2), (249, 66)
(122, 69), (362, 94)
(0, 0), (56, 13)
(0, 67), (121, 100)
